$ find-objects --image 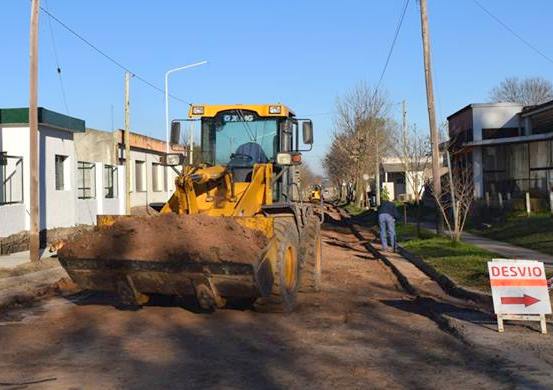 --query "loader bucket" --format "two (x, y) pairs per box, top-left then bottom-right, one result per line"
(58, 213), (275, 308)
